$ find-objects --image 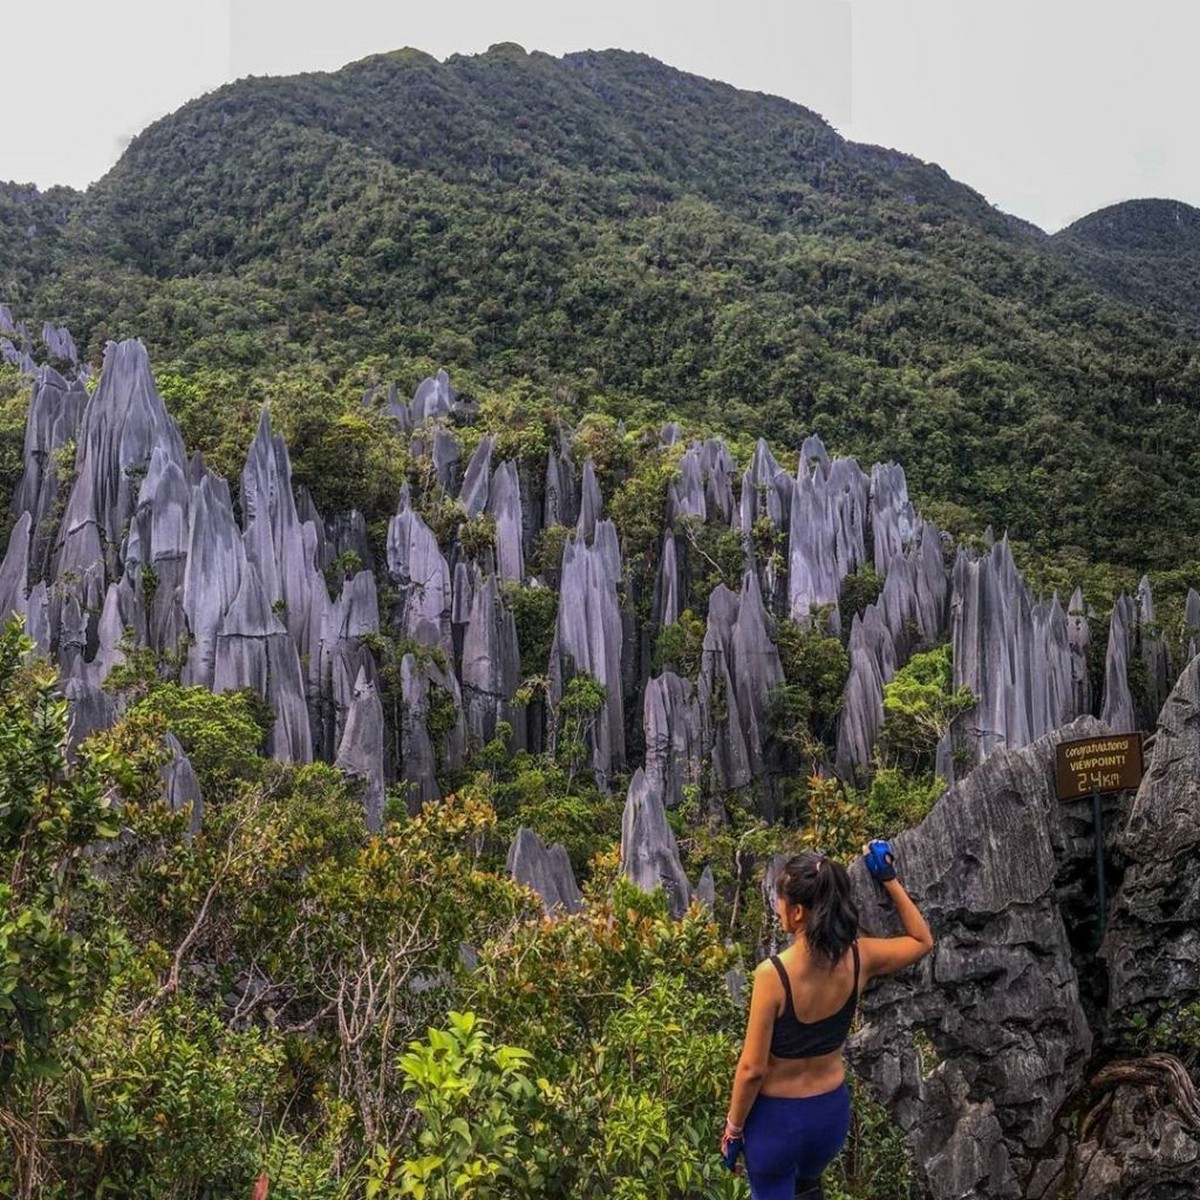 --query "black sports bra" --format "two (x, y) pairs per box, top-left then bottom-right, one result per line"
(768, 942), (860, 1059)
